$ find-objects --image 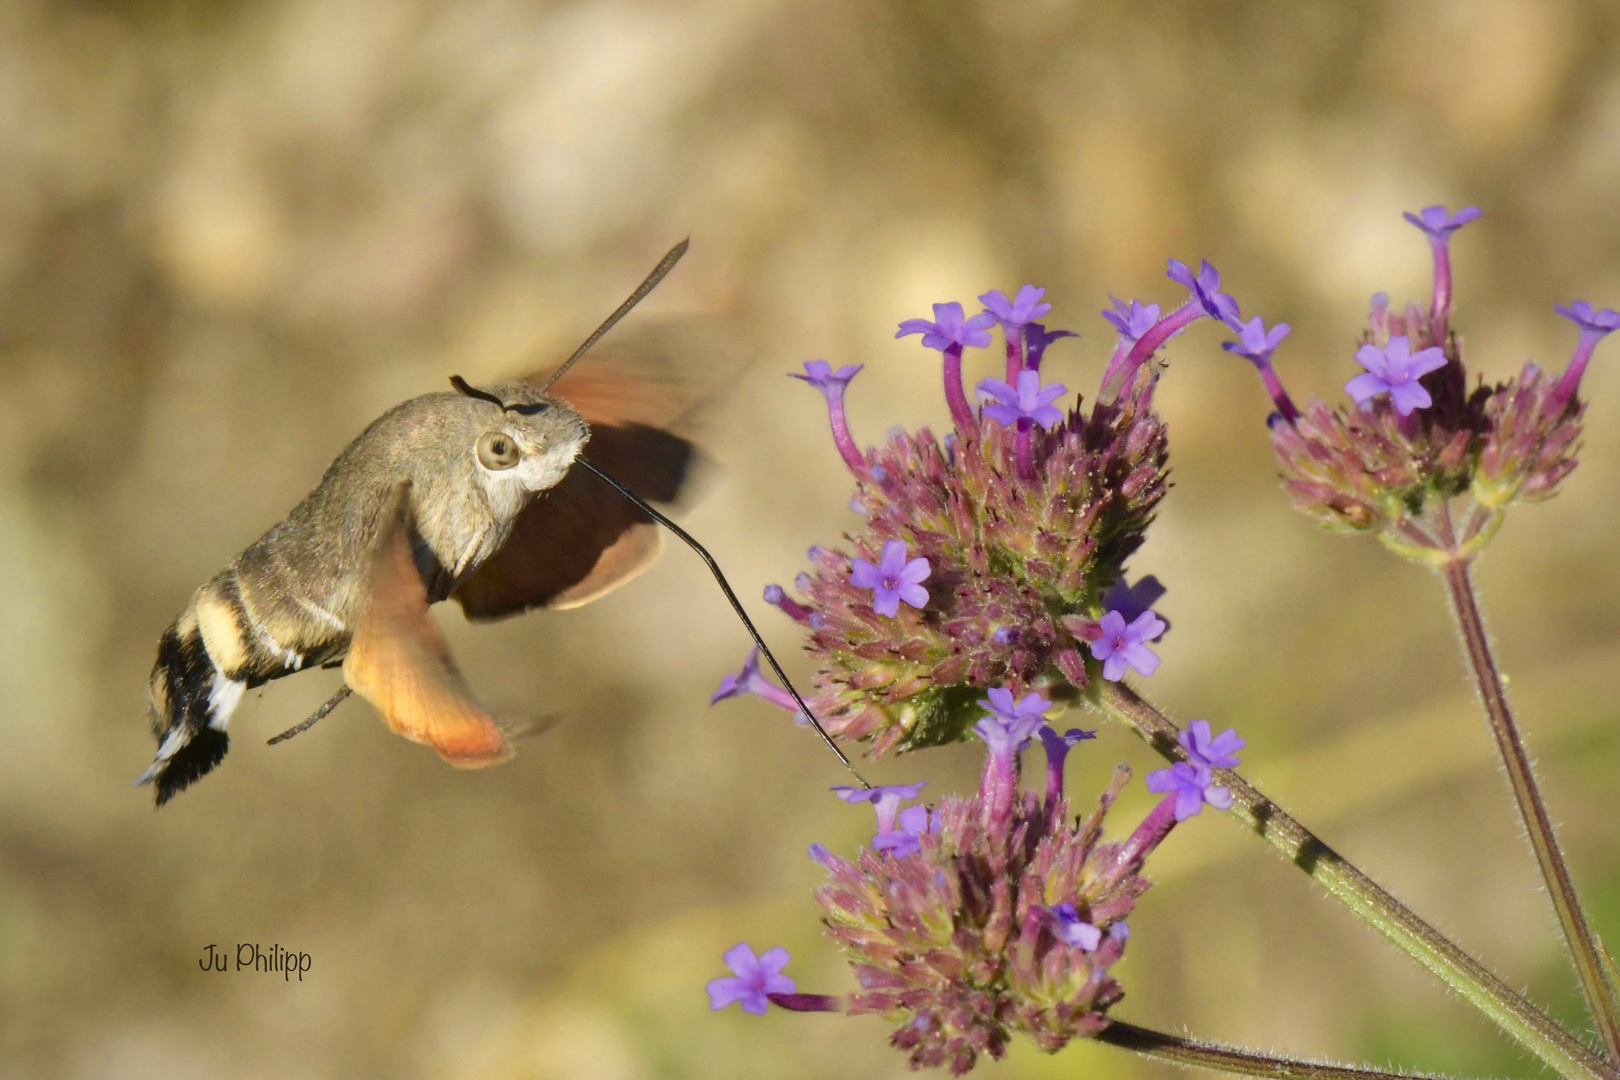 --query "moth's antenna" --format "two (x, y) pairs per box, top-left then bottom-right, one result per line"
(576, 456), (871, 788)
(538, 239), (690, 396)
